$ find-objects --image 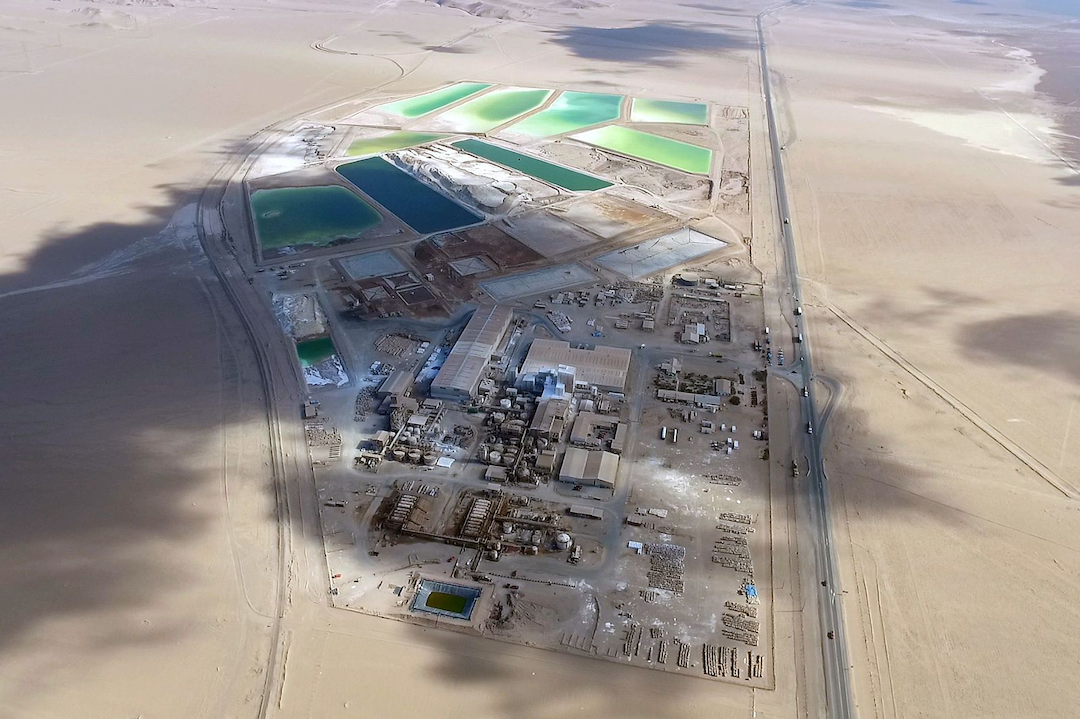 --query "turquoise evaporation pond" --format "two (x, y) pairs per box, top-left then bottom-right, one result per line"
(375, 82), (492, 119)
(506, 91), (624, 137)
(434, 87), (554, 132)
(336, 157), (482, 234)
(630, 98), (709, 125)
(296, 336), (337, 367)
(572, 126), (713, 175)
(452, 138), (612, 192)
(250, 186), (382, 250)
